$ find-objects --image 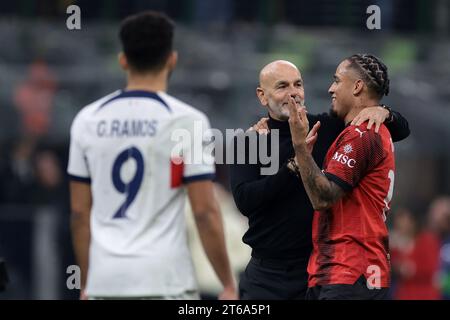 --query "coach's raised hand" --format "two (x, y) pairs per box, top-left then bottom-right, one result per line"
(287, 97), (307, 147)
